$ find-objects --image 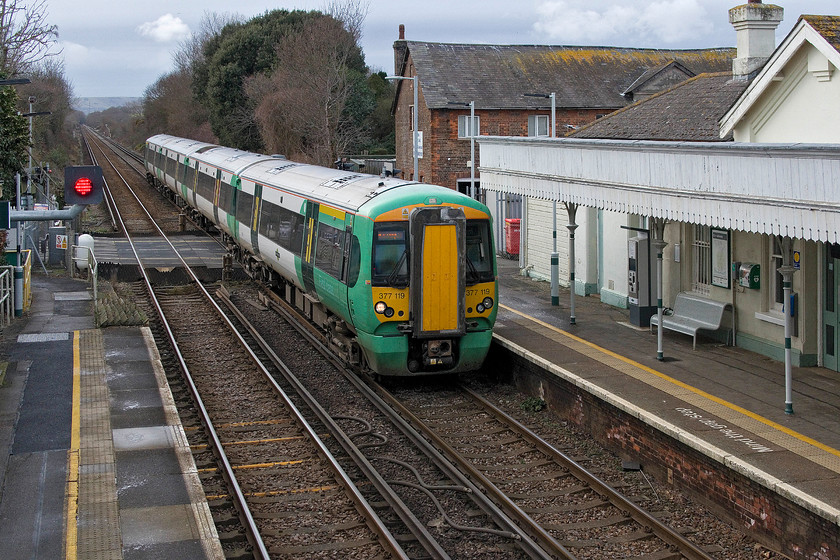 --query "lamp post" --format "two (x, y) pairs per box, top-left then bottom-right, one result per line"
(524, 92), (556, 138)
(448, 101), (476, 199)
(526, 93), (561, 305)
(385, 75), (419, 181)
